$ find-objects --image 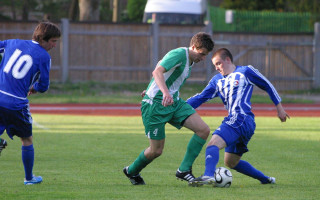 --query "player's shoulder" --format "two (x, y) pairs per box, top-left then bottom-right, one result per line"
(236, 65), (257, 73)
(162, 47), (187, 64)
(210, 73), (223, 83)
(1, 38), (18, 46)
(167, 47), (187, 56)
